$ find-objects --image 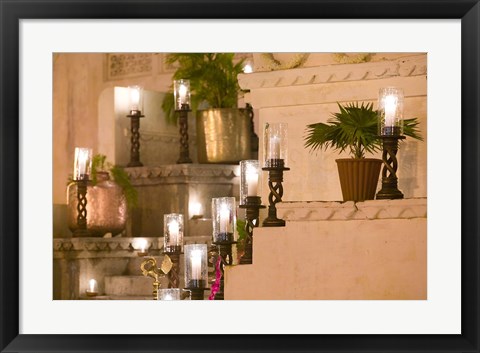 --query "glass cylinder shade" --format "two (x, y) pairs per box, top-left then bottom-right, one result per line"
(240, 160), (260, 204)
(212, 197), (236, 243)
(174, 79), (191, 110)
(263, 122), (288, 167)
(128, 85), (144, 113)
(184, 244), (208, 289)
(73, 147), (92, 181)
(158, 288), (181, 300)
(163, 213), (184, 253)
(378, 87), (404, 136)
